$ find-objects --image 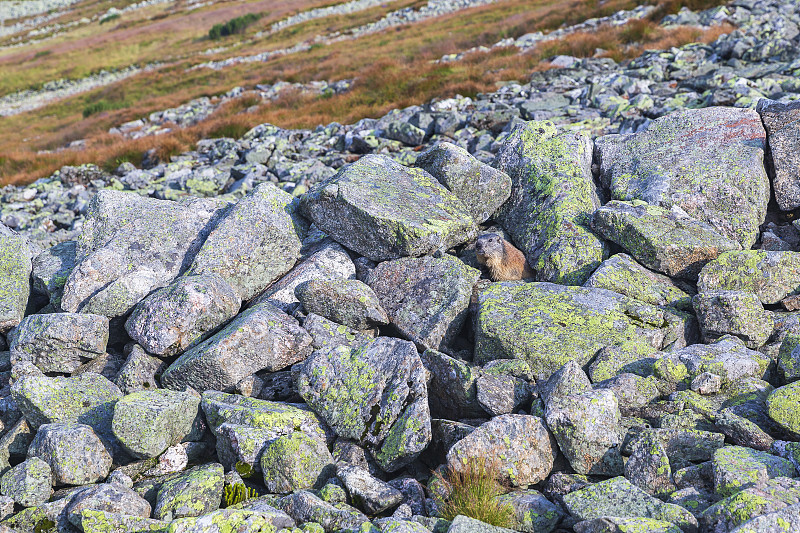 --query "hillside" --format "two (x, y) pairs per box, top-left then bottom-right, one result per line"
(0, 0), (799, 532)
